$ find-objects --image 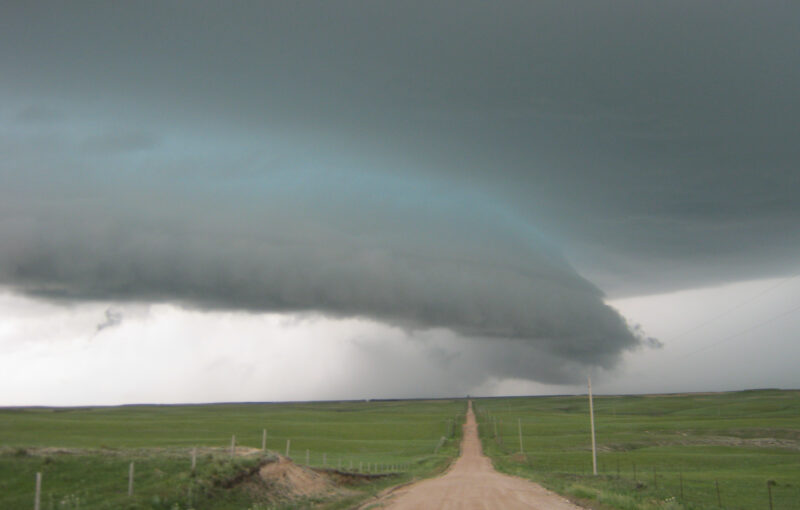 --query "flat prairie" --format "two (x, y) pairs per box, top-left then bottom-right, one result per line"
(0, 399), (466, 509)
(475, 389), (800, 510)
